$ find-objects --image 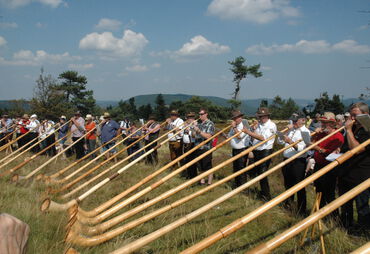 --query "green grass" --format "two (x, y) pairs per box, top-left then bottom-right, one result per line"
(0, 130), (368, 254)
